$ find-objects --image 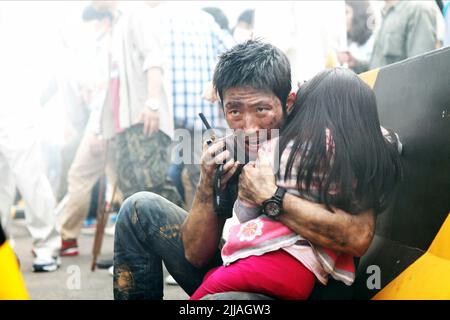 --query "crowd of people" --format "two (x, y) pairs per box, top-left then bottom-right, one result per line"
(0, 0), (448, 299)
